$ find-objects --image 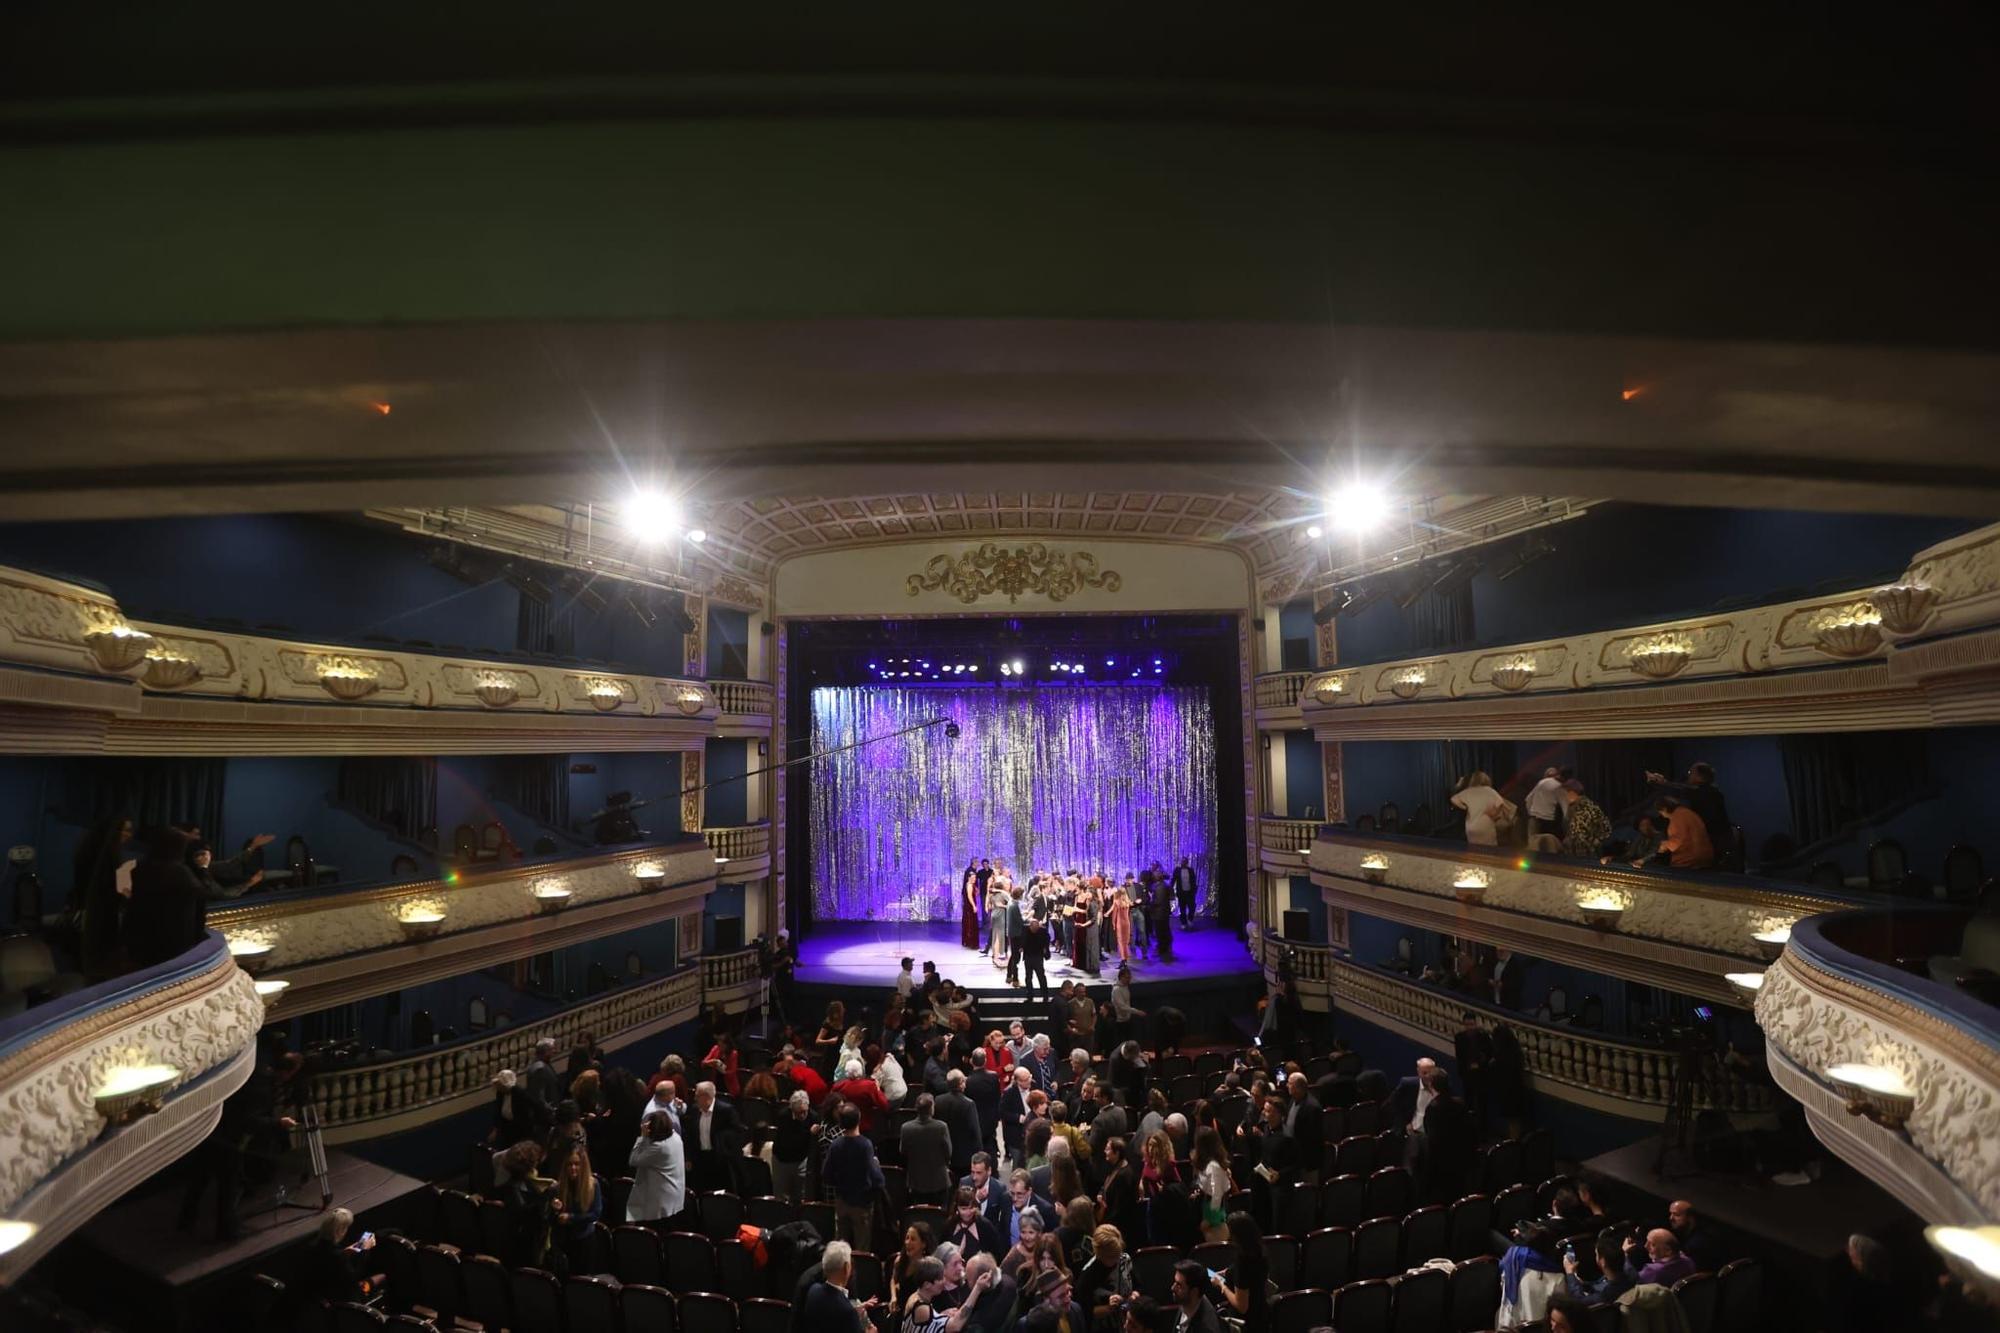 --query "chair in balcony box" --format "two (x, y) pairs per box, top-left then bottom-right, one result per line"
(1715, 1258), (1761, 1333)
(1674, 1271), (1719, 1333)
(683, 1291), (740, 1333)
(1378, 802), (1401, 834)
(622, 1284), (679, 1333)
(742, 1296), (793, 1333)
(460, 1253), (511, 1330)
(1446, 1194), (1493, 1260)
(1944, 845), (1987, 901)
(666, 1231), (718, 1293)
(1355, 1216), (1402, 1280)
(1808, 860), (1845, 891)
(1867, 838), (1909, 893)
(1408, 803), (1433, 838)
(1448, 1255), (1500, 1333)
(1261, 1235), (1299, 1293)
(613, 1225), (667, 1287)
(1334, 1277), (1394, 1333)
(1401, 1204), (1448, 1266)
(1355, 814), (1378, 834)
(451, 824), (478, 863)
(566, 1274), (623, 1333)
(1391, 1266), (1447, 1333)
(1301, 1227), (1353, 1291)
(1321, 1173), (1366, 1229)
(1363, 1166), (1411, 1222)
(1271, 1288), (1332, 1333)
